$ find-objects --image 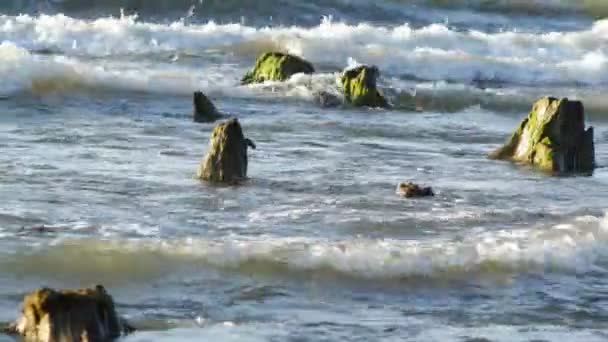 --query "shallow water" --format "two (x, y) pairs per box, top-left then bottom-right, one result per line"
(1, 1), (608, 341)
